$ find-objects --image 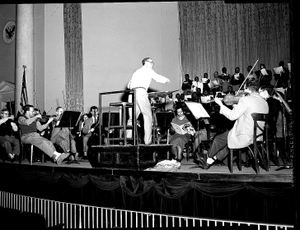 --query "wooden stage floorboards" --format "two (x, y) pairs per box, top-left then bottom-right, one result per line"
(1, 156), (293, 184)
